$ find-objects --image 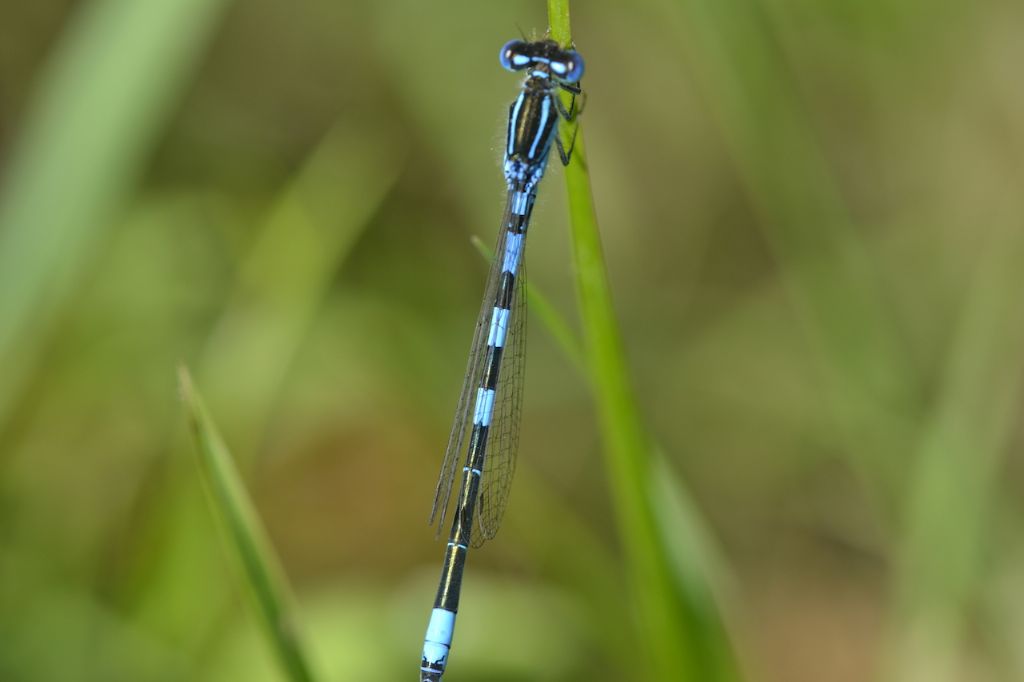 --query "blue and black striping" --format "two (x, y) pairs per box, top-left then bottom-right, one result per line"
(420, 38), (584, 682)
